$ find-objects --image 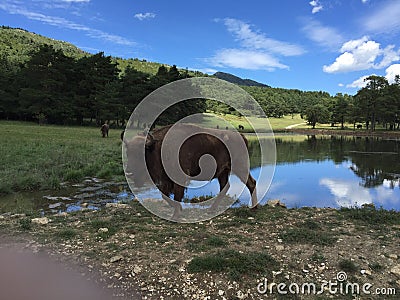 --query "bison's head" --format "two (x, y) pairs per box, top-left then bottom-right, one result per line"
(124, 133), (155, 187)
